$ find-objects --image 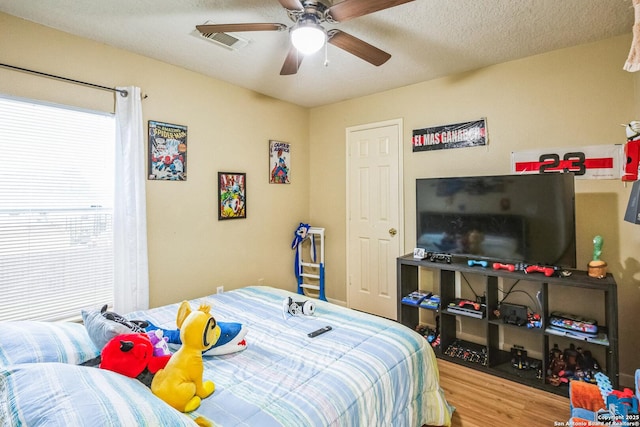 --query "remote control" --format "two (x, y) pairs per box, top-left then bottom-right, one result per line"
(308, 325), (332, 338)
